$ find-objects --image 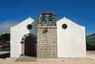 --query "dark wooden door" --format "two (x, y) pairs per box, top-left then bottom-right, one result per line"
(25, 34), (37, 57)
